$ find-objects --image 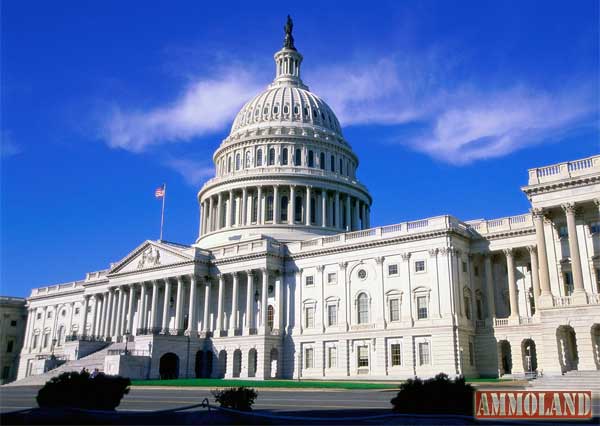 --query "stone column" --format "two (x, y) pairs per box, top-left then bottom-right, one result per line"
(366, 206), (371, 228)
(354, 198), (359, 231)
(114, 287), (124, 337)
(257, 186), (263, 225)
(242, 187), (248, 226)
(273, 185), (279, 224)
(226, 190), (233, 227)
(175, 276), (184, 333)
(120, 292), (129, 336)
(23, 308), (33, 352)
(345, 194), (351, 231)
(126, 285), (135, 334)
(38, 307), (47, 353)
(208, 196), (214, 233)
(161, 279), (172, 333)
(532, 208), (552, 304)
(527, 246), (541, 312)
(484, 255), (496, 320)
(289, 185), (295, 224)
(305, 186), (311, 225)
(217, 192), (223, 229)
(244, 270), (254, 334)
(335, 191), (340, 229)
(216, 275), (225, 334)
(504, 249), (520, 320)
(138, 284), (147, 332)
(149, 280), (159, 333)
(101, 291), (109, 337)
(89, 296), (98, 337)
(202, 280), (212, 333)
(186, 275), (198, 336)
(229, 272), (239, 334)
(321, 189), (327, 227)
(80, 295), (90, 336)
(111, 289), (120, 336)
(562, 203), (586, 301)
(276, 272), (284, 332)
(260, 268), (269, 334)
(361, 203), (367, 229)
